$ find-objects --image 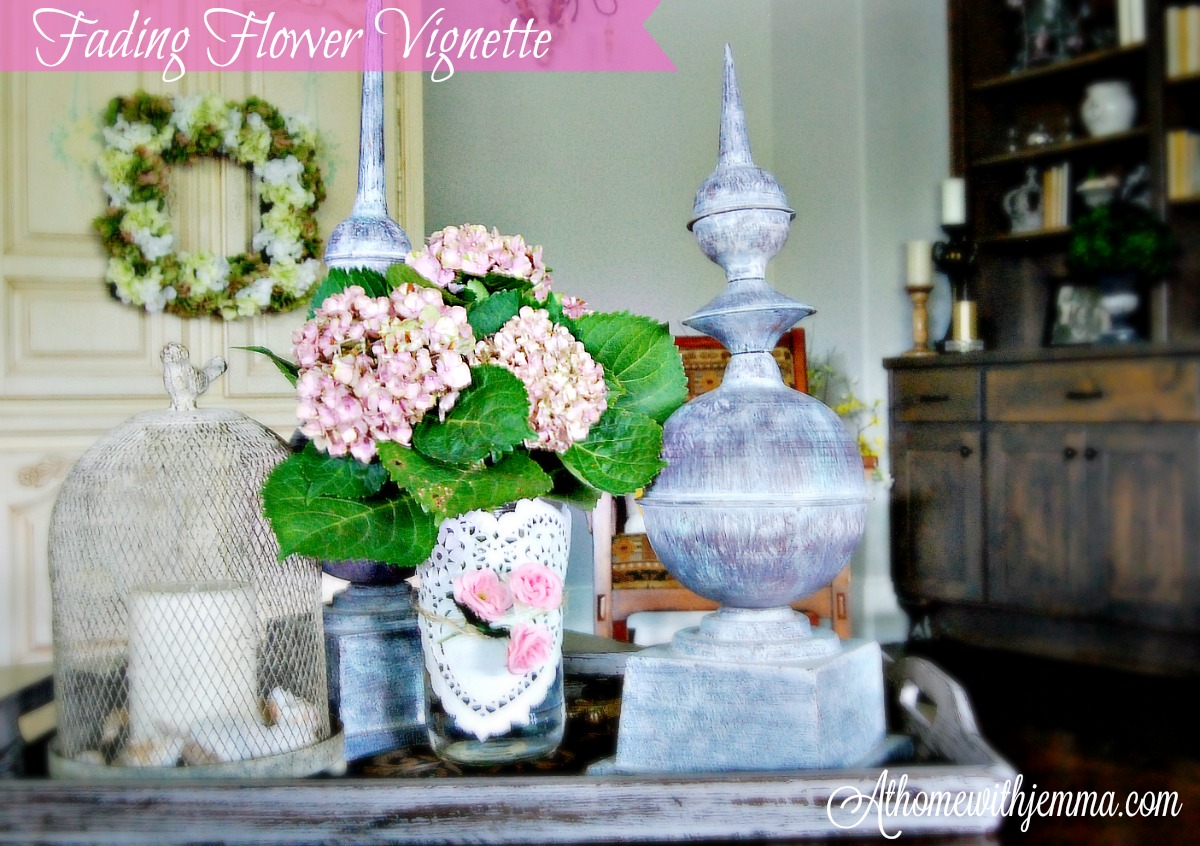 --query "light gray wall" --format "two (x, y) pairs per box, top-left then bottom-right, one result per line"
(421, 0), (949, 640)
(421, 0), (774, 329)
(859, 0), (952, 640)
